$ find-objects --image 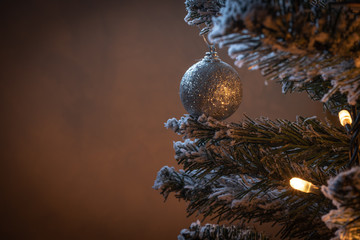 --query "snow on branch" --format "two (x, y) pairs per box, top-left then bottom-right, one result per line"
(165, 114), (349, 171)
(178, 220), (270, 240)
(153, 163), (332, 239)
(184, 0), (225, 35)
(206, 0), (360, 109)
(158, 114), (352, 238)
(322, 166), (360, 240)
